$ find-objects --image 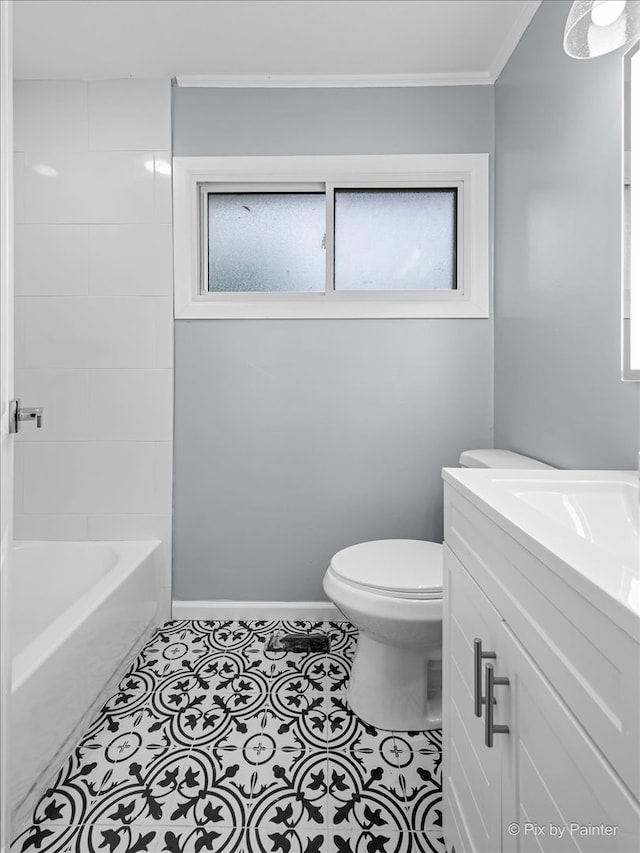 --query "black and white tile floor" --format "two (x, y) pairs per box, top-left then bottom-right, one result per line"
(12, 620), (444, 853)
